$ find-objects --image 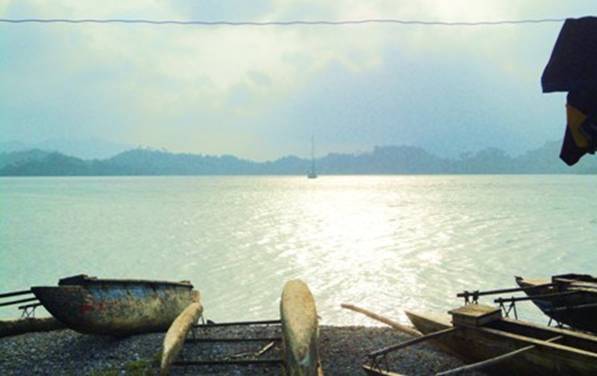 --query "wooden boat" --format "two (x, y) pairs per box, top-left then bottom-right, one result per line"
(516, 274), (597, 333)
(280, 279), (323, 376)
(405, 304), (597, 375)
(31, 274), (197, 336)
(160, 294), (202, 376)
